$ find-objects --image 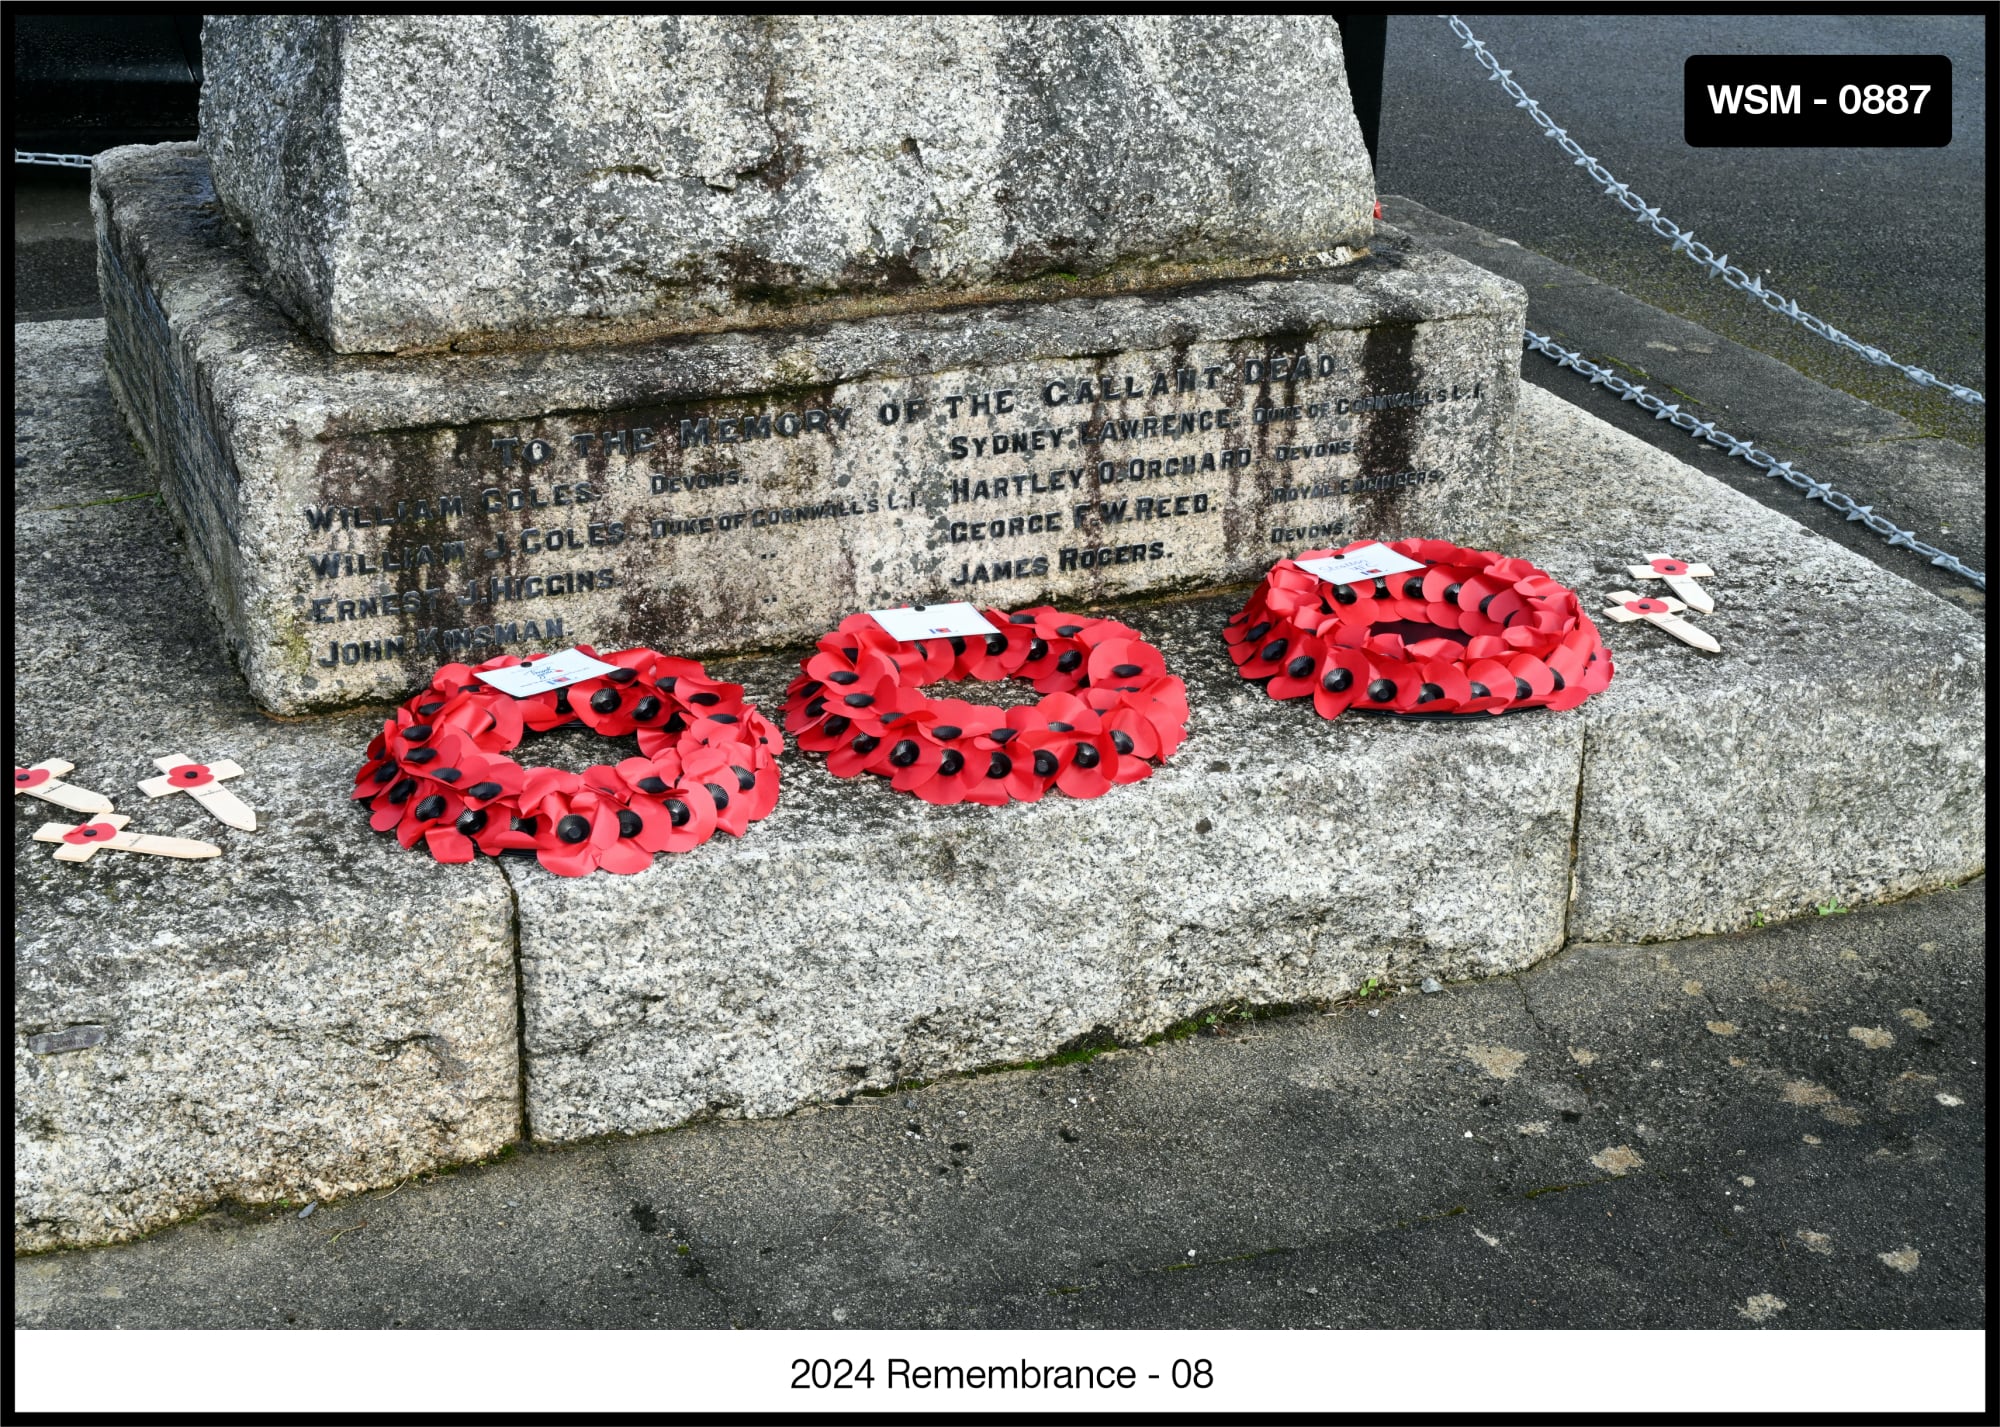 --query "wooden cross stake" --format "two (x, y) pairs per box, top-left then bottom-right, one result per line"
(32, 813), (221, 862)
(12, 759), (115, 815)
(137, 754), (256, 831)
(1603, 590), (1721, 653)
(1627, 553), (1716, 613)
